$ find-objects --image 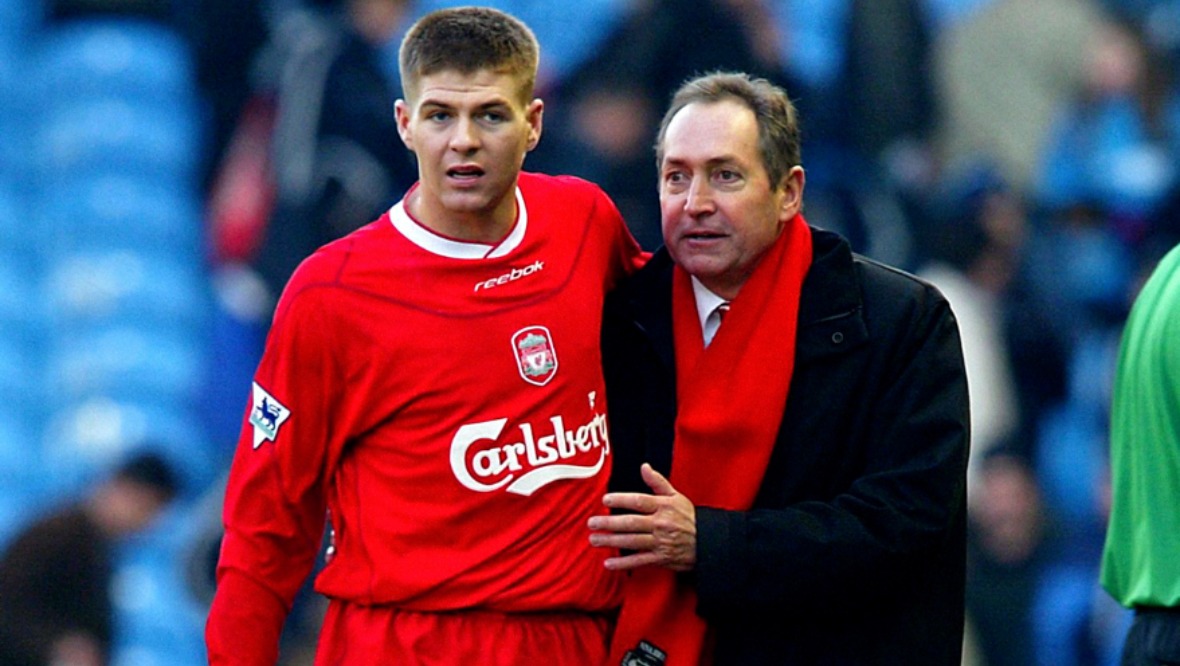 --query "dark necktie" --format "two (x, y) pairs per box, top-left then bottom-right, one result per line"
(716, 302), (730, 322)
